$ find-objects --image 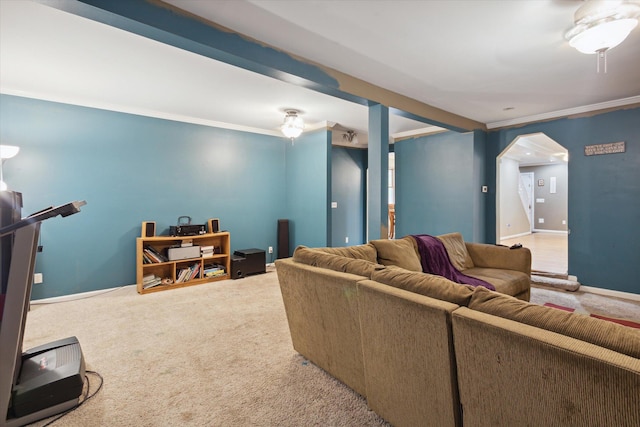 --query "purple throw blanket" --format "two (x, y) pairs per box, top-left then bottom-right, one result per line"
(412, 234), (495, 290)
